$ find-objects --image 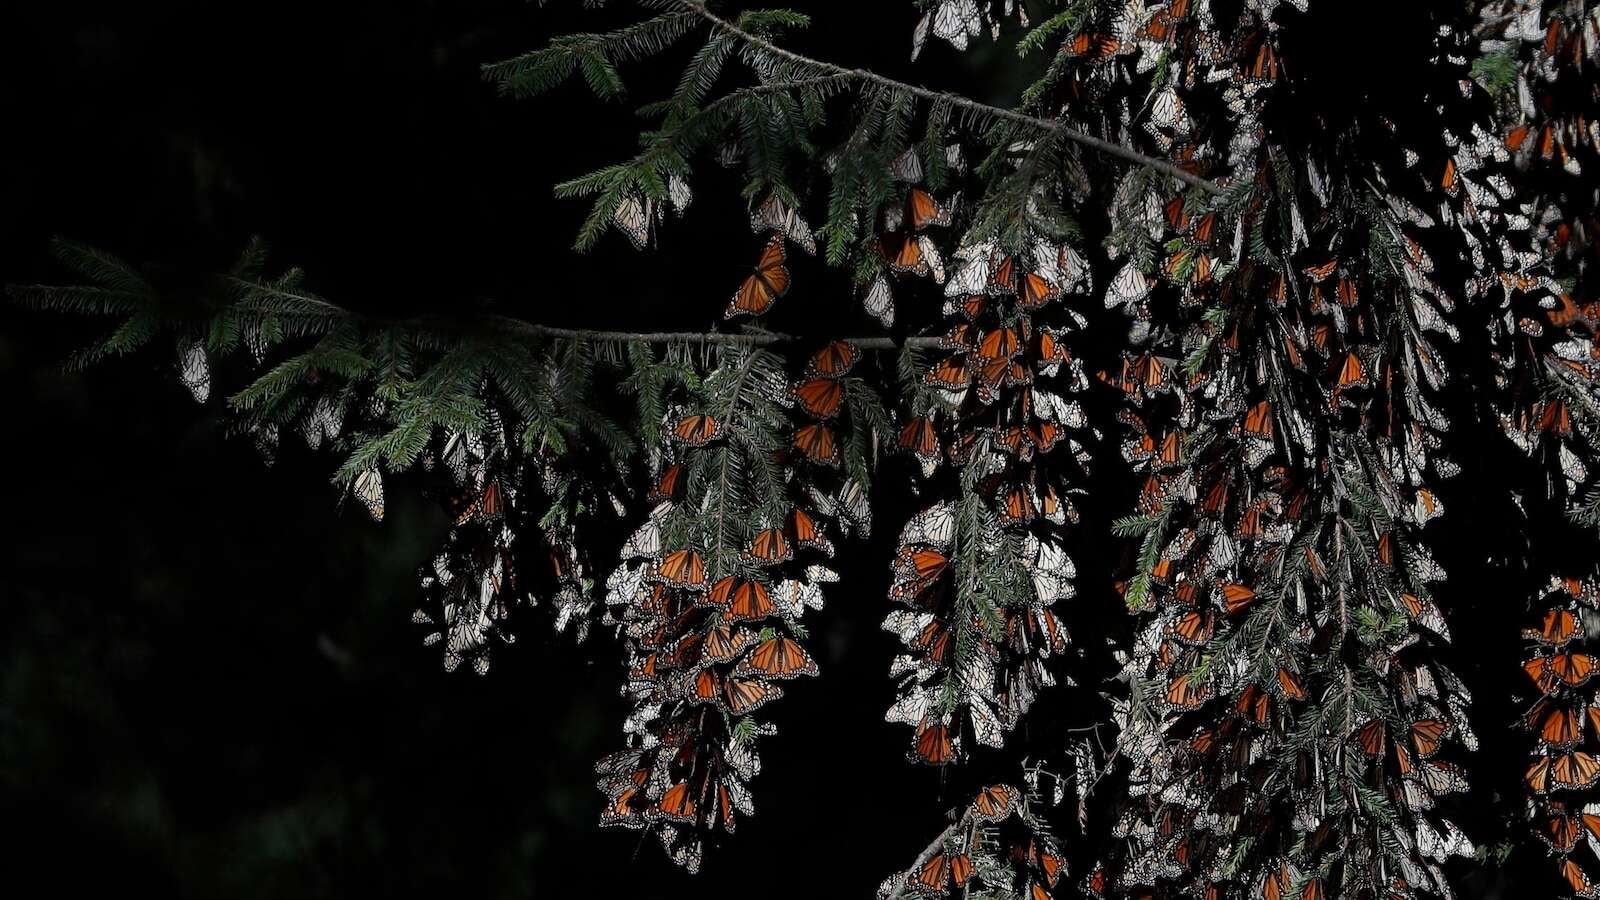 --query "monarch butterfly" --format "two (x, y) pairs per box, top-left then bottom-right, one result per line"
(1063, 30), (1124, 61)
(1303, 258), (1338, 282)
(353, 469), (384, 522)
(1236, 683), (1271, 724)
(674, 414), (722, 445)
(1337, 352), (1366, 388)
(971, 784), (1018, 822)
(656, 782), (697, 823)
(914, 617), (952, 663)
(745, 528), (792, 566)
(456, 480), (505, 524)
(1553, 750), (1600, 790)
(656, 550), (706, 590)
(1016, 270), (1060, 309)
(807, 340), (858, 378)
(1001, 485), (1038, 523)
(926, 355), (972, 392)
(726, 579), (777, 621)
(915, 849), (972, 894)
(892, 546), (949, 601)
(793, 423), (840, 466)
(750, 191), (817, 255)
(1221, 583), (1257, 614)
(899, 416), (939, 461)
(1528, 608), (1582, 645)
(1172, 608), (1214, 645)
(1541, 807), (1600, 852)
(906, 187), (953, 230)
(790, 507), (830, 552)
(976, 326), (1022, 361)
(722, 676), (783, 715)
(650, 465), (686, 504)
(1166, 673), (1207, 708)
(700, 622), (754, 663)
(1259, 862), (1297, 900)
(1562, 858), (1600, 898)
(794, 377), (844, 419)
(706, 575), (739, 608)
(1532, 701), (1585, 749)
(1276, 667), (1307, 701)
(726, 236), (791, 319)
(1410, 719), (1447, 758)
(691, 667), (723, 705)
(913, 717), (956, 765)
(1243, 400), (1274, 437)
(1535, 398), (1574, 436)
(1525, 651), (1598, 691)
(735, 635), (818, 679)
